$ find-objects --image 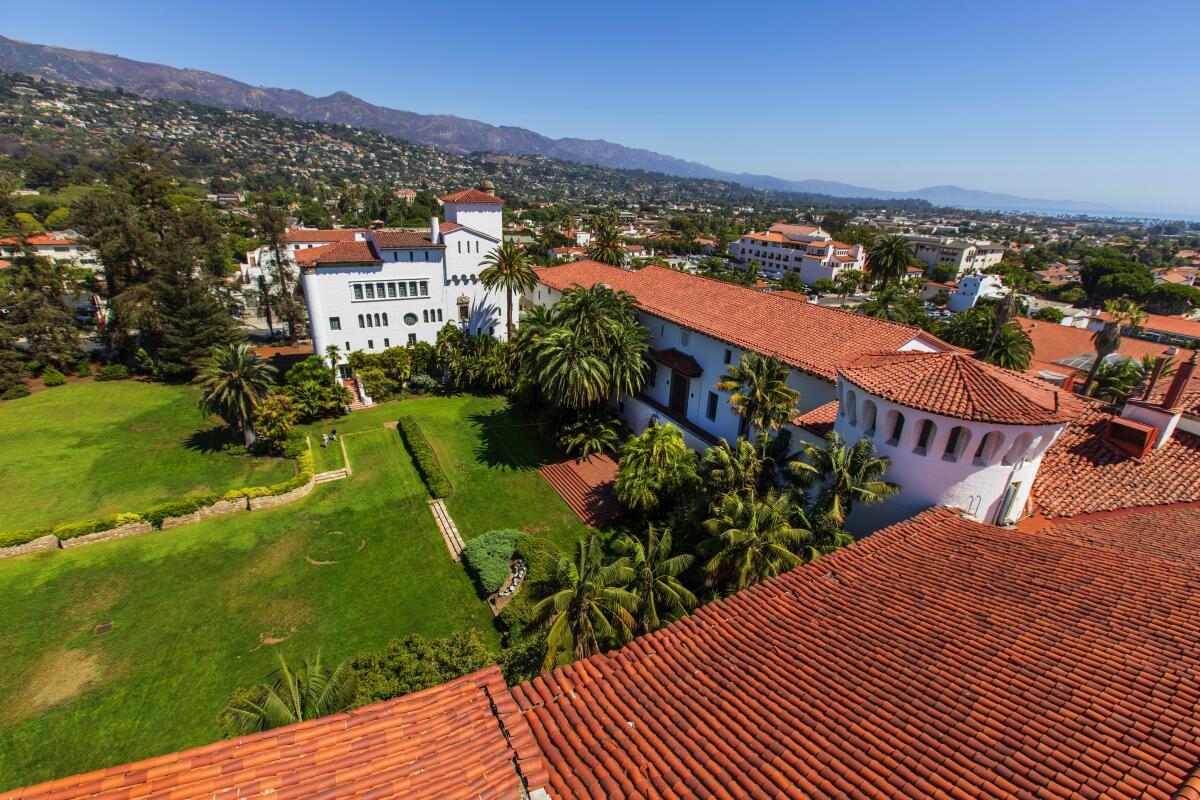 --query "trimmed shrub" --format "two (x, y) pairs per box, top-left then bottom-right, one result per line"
(396, 416), (451, 498)
(41, 367), (66, 387)
(224, 449), (314, 501)
(96, 364), (130, 381)
(462, 529), (521, 594)
(0, 527), (52, 549)
(2, 385), (31, 400)
(140, 493), (219, 529)
(497, 535), (564, 638)
(407, 373), (438, 394)
(52, 513), (143, 540)
(349, 630), (493, 708)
